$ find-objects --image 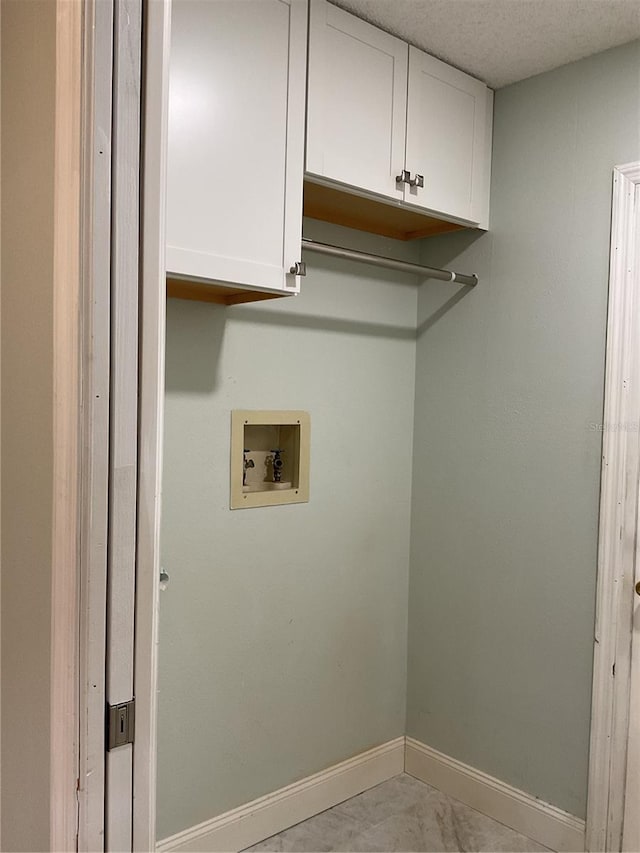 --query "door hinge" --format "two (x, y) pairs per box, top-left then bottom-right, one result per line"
(106, 699), (135, 750)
